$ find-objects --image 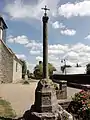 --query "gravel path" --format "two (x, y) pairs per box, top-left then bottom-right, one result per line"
(0, 81), (81, 116)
